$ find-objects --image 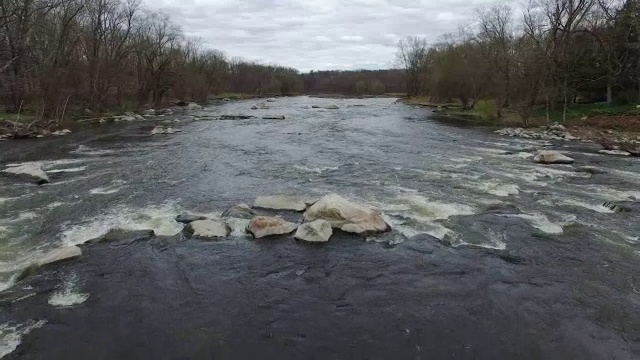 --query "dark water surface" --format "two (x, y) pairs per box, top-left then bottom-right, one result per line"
(0, 97), (638, 359)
